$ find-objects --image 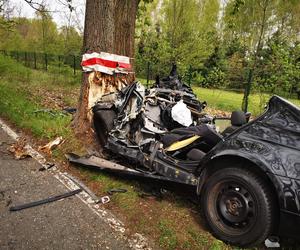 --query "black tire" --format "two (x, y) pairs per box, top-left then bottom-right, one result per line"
(201, 167), (276, 247)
